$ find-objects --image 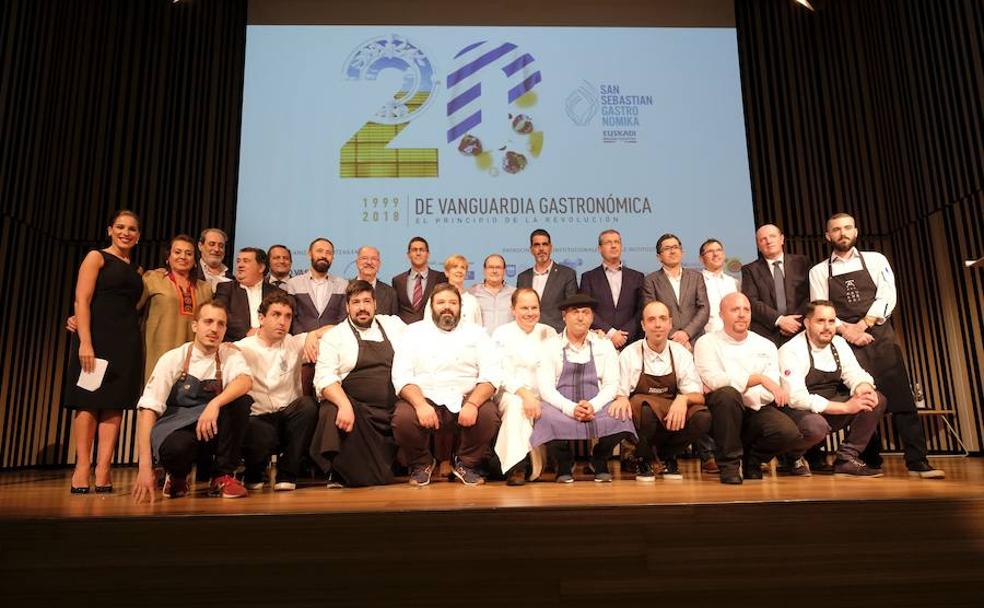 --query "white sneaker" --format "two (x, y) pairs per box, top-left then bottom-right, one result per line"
(273, 481), (296, 492)
(245, 480), (265, 491)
